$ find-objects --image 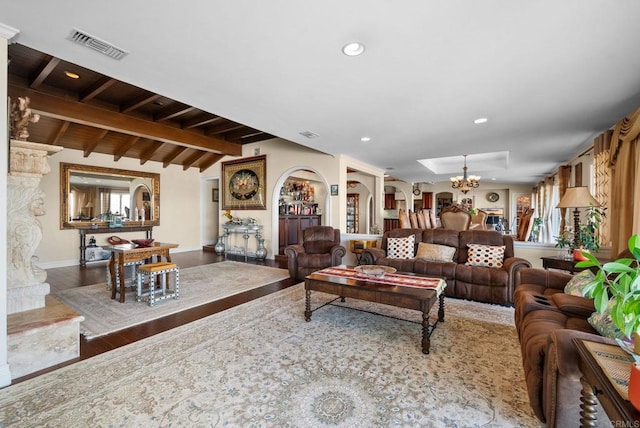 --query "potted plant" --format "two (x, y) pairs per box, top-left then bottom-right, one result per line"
(555, 206), (606, 260)
(580, 234), (640, 409)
